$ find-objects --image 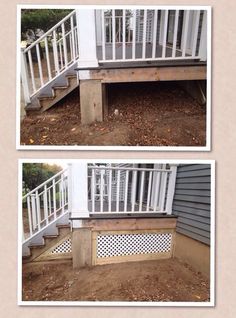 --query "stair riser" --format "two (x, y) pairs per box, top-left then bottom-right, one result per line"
(57, 227), (71, 237)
